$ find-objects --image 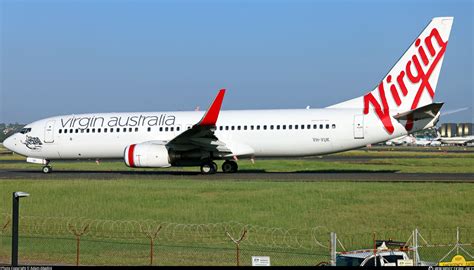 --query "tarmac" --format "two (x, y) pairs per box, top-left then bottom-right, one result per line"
(1, 147), (472, 182)
(0, 169), (472, 182)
